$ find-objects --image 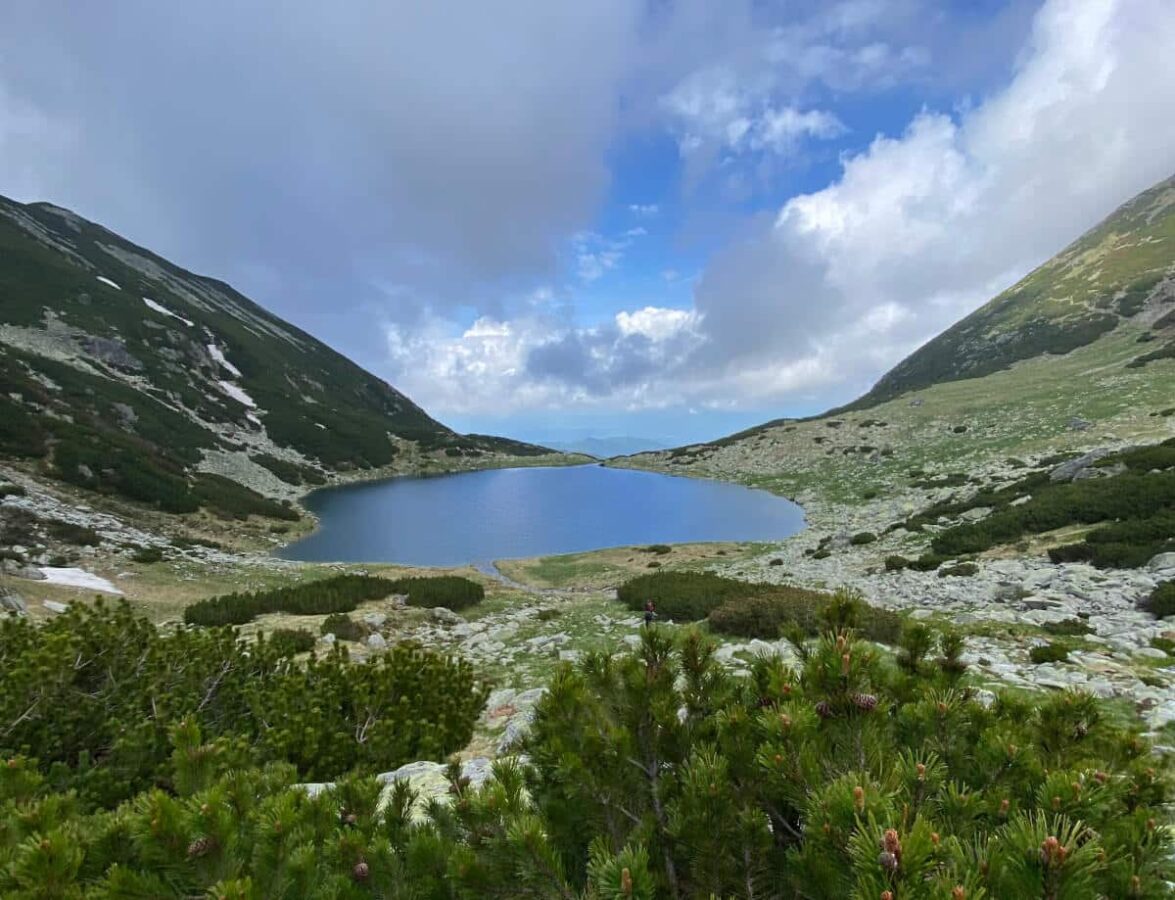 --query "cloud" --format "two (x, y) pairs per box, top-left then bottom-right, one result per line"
(0, 0), (639, 325)
(471, 0), (1173, 416)
(682, 0), (1175, 405)
(661, 66), (845, 159)
(628, 203), (660, 216)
